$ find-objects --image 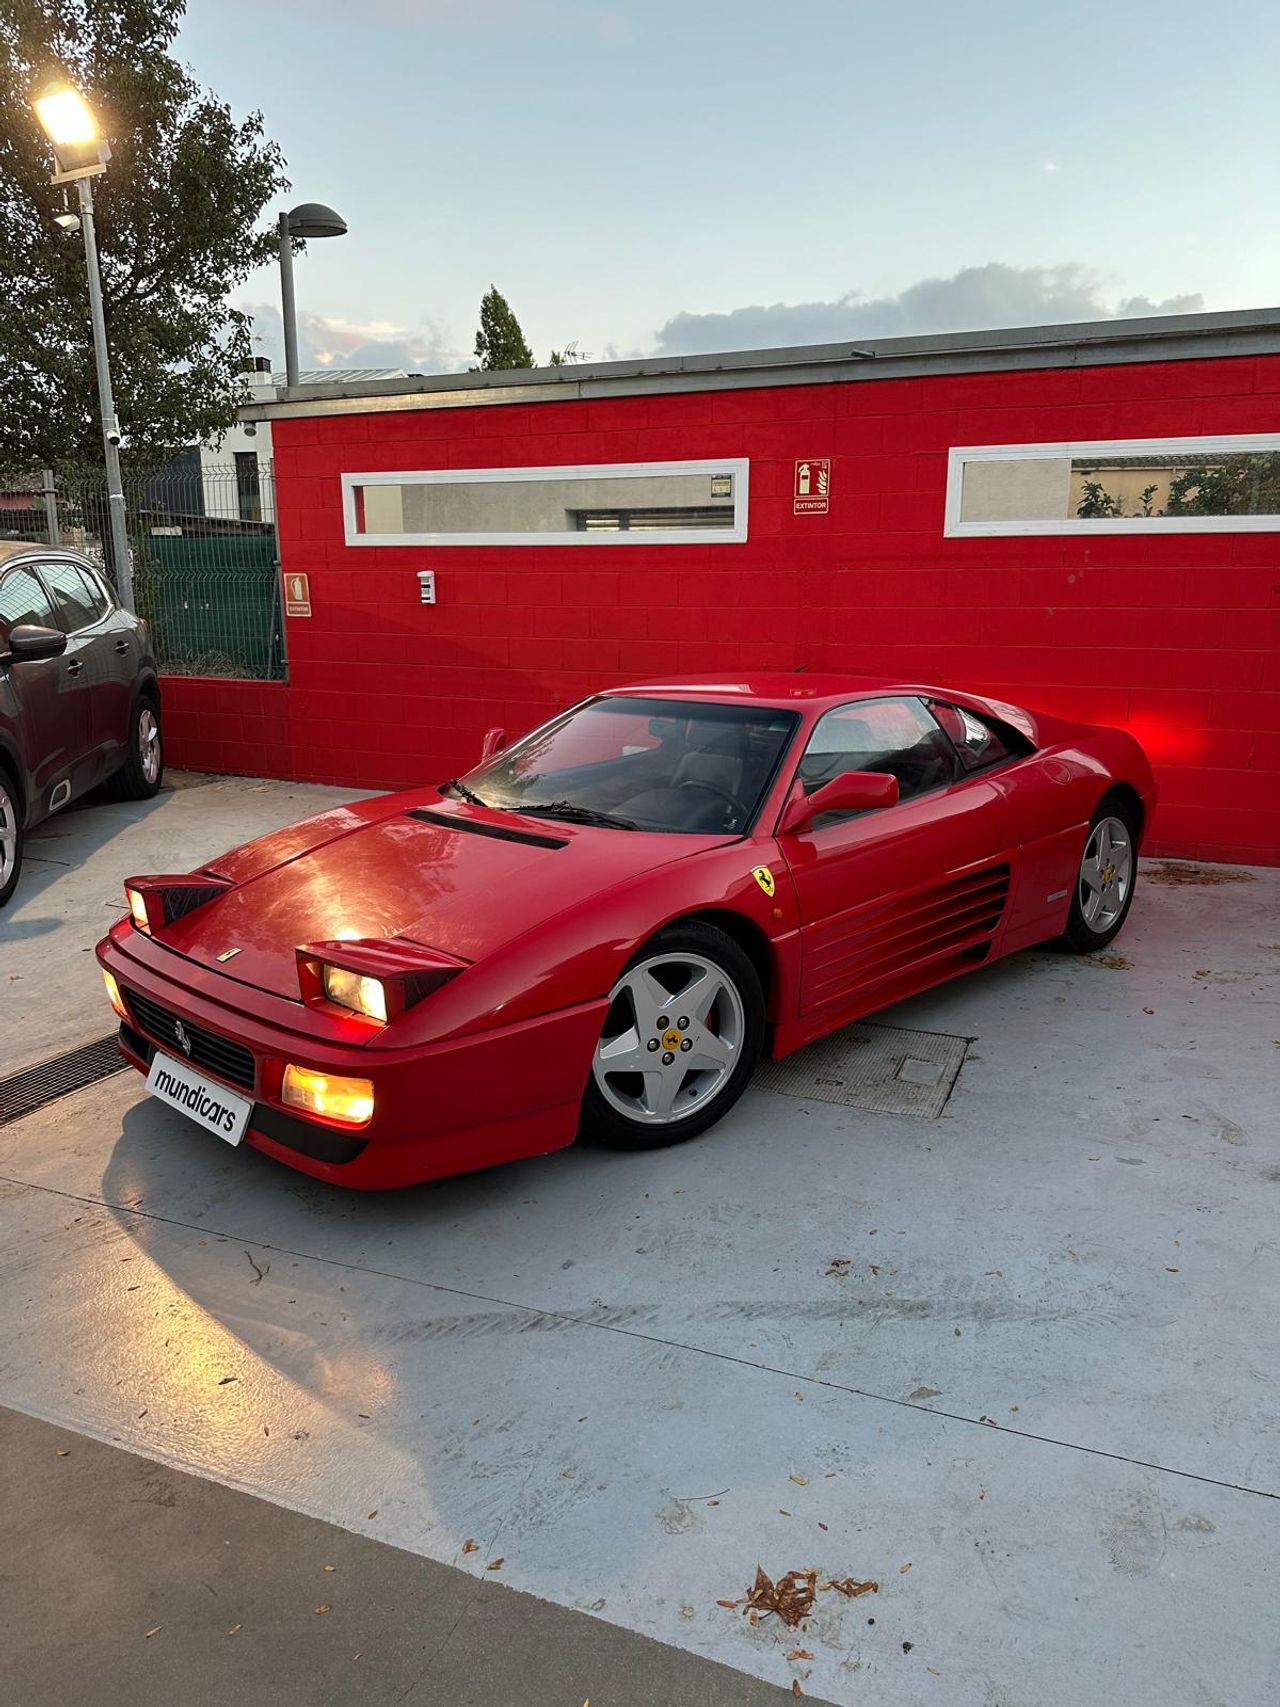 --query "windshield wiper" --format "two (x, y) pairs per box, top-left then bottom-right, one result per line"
(443, 777), (490, 807)
(515, 800), (639, 831)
